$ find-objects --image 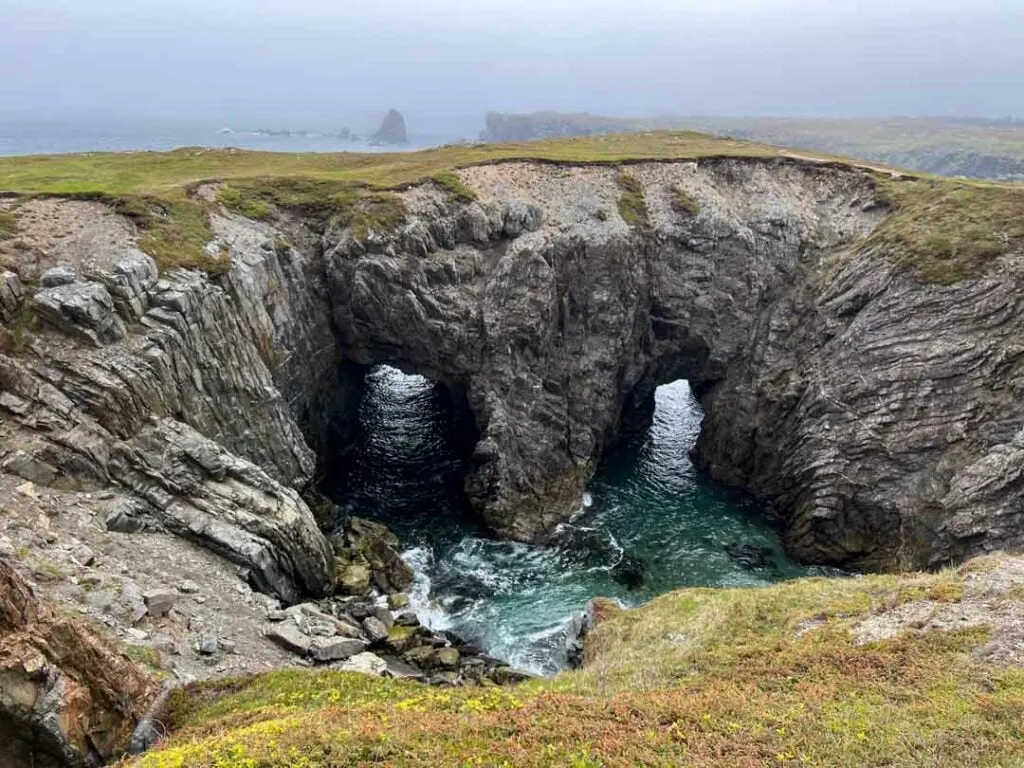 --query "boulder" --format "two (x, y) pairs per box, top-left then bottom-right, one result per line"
(336, 517), (414, 594)
(403, 645), (436, 666)
(373, 606), (394, 630)
(382, 655), (425, 680)
(724, 544), (776, 571)
(39, 267), (77, 288)
(491, 666), (533, 686)
(339, 651), (387, 676)
(435, 647), (460, 668)
(142, 589), (176, 617)
(385, 625), (417, 653)
(394, 612), (420, 627)
(308, 637), (366, 663)
(265, 625), (311, 656)
(334, 563), (371, 596)
(362, 616), (389, 643)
